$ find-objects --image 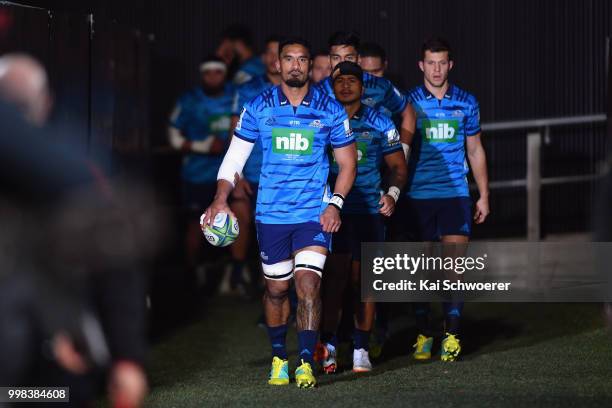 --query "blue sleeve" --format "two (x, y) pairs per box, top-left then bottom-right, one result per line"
(330, 108), (355, 148)
(169, 98), (189, 131)
(382, 80), (408, 115)
(378, 115), (402, 155)
(466, 98), (481, 136)
(315, 78), (333, 97)
(234, 103), (259, 143)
